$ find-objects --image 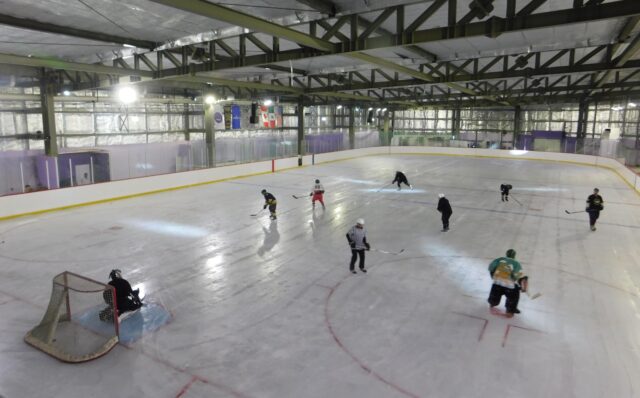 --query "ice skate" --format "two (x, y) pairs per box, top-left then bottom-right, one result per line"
(351, 270), (357, 274)
(360, 268), (367, 273)
(591, 226), (596, 231)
